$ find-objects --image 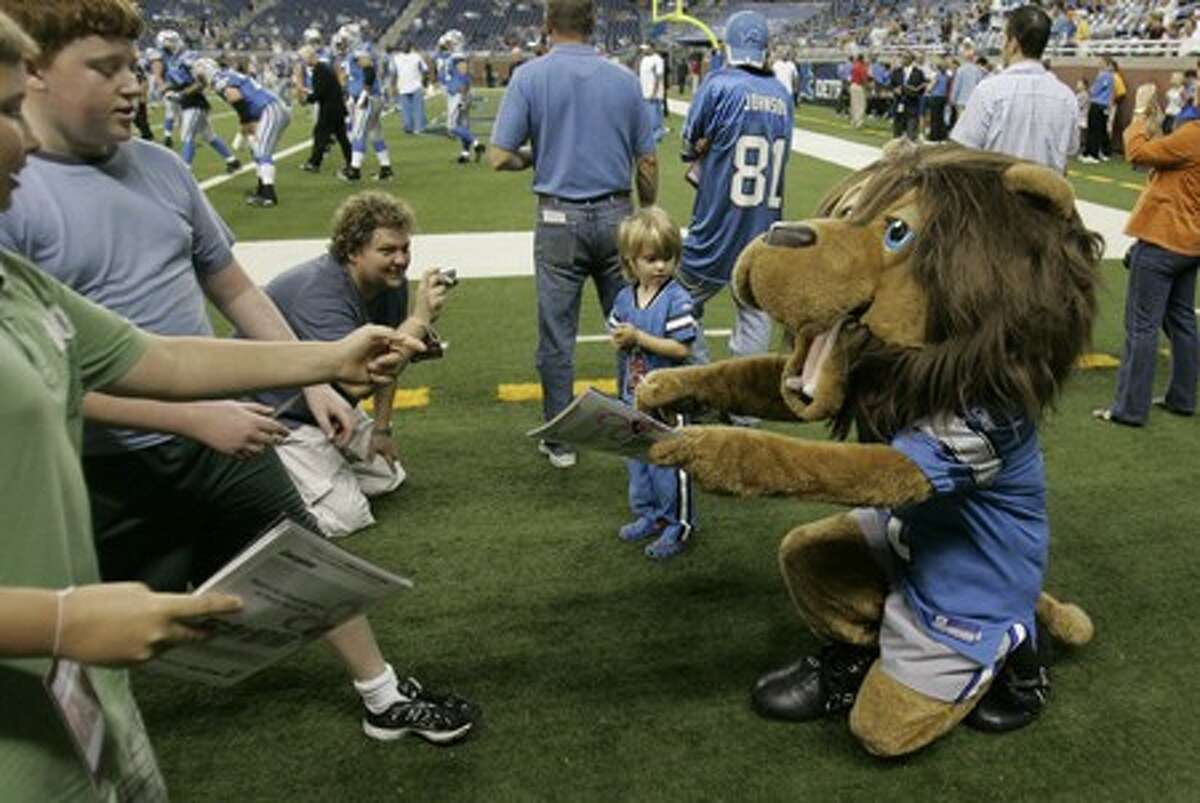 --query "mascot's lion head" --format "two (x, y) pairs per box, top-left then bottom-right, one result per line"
(733, 144), (1103, 442)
